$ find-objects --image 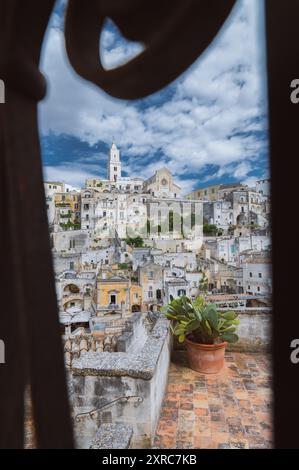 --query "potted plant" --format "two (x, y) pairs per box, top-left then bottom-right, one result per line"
(163, 296), (239, 374)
